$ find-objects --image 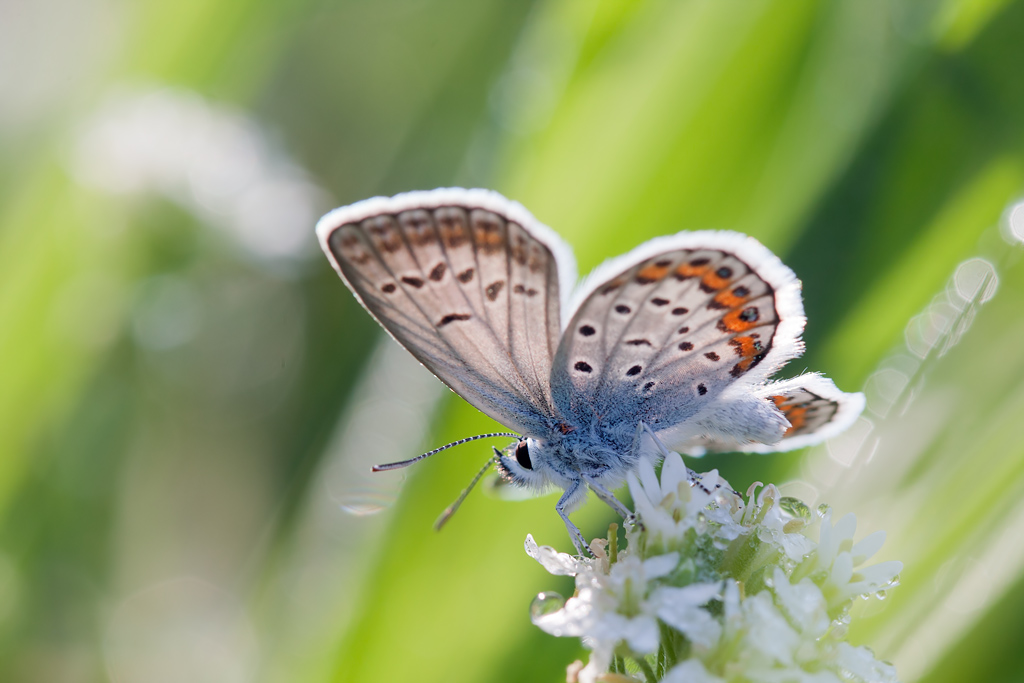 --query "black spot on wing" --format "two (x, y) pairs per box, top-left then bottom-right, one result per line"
(438, 313), (471, 327)
(513, 284), (539, 297)
(401, 276), (424, 288)
(486, 281), (505, 301)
